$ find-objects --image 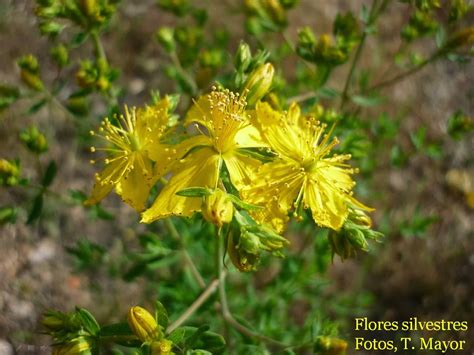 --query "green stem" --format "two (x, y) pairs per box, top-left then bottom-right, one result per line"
(215, 229), (289, 348)
(166, 277), (220, 334)
(91, 32), (107, 64)
(170, 51), (198, 96)
(164, 218), (207, 289)
(367, 51), (441, 91)
(340, 0), (390, 109)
